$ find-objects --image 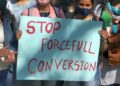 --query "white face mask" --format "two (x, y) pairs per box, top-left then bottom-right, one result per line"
(37, 0), (50, 6)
